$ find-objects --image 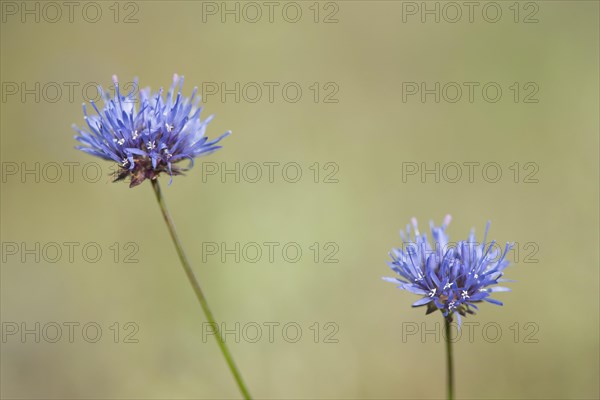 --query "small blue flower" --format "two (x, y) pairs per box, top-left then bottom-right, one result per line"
(73, 74), (230, 187)
(383, 215), (514, 323)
